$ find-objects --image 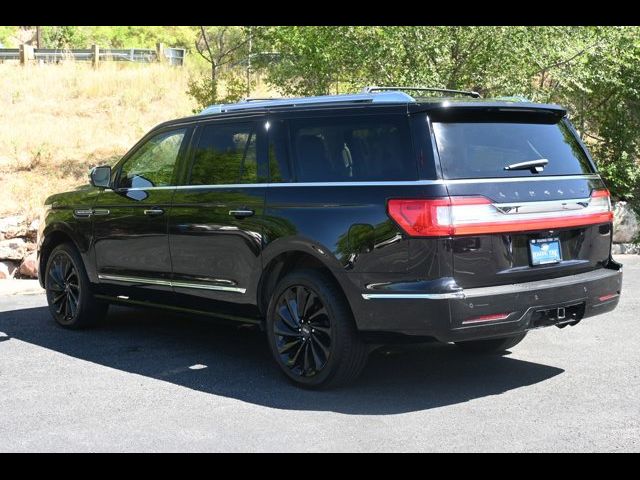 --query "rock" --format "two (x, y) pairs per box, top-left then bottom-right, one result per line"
(0, 260), (19, 279)
(612, 242), (640, 254)
(26, 219), (40, 241)
(0, 215), (28, 241)
(0, 238), (28, 260)
(25, 241), (37, 252)
(0, 262), (10, 279)
(613, 201), (640, 243)
(18, 252), (38, 278)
